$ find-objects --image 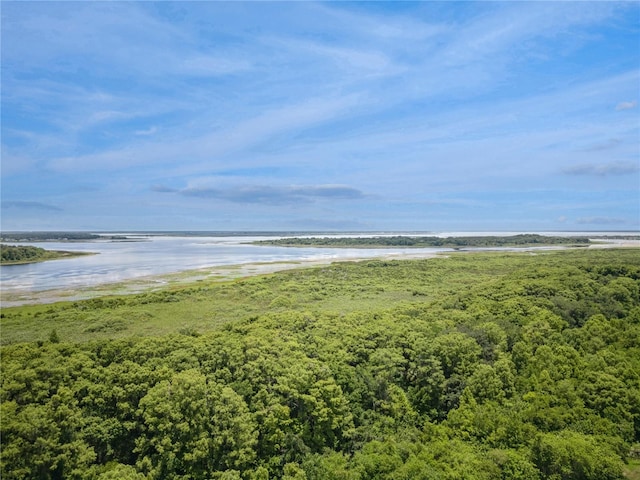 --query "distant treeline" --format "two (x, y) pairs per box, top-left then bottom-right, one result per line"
(0, 232), (138, 242)
(0, 232), (101, 242)
(0, 244), (90, 265)
(254, 234), (592, 248)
